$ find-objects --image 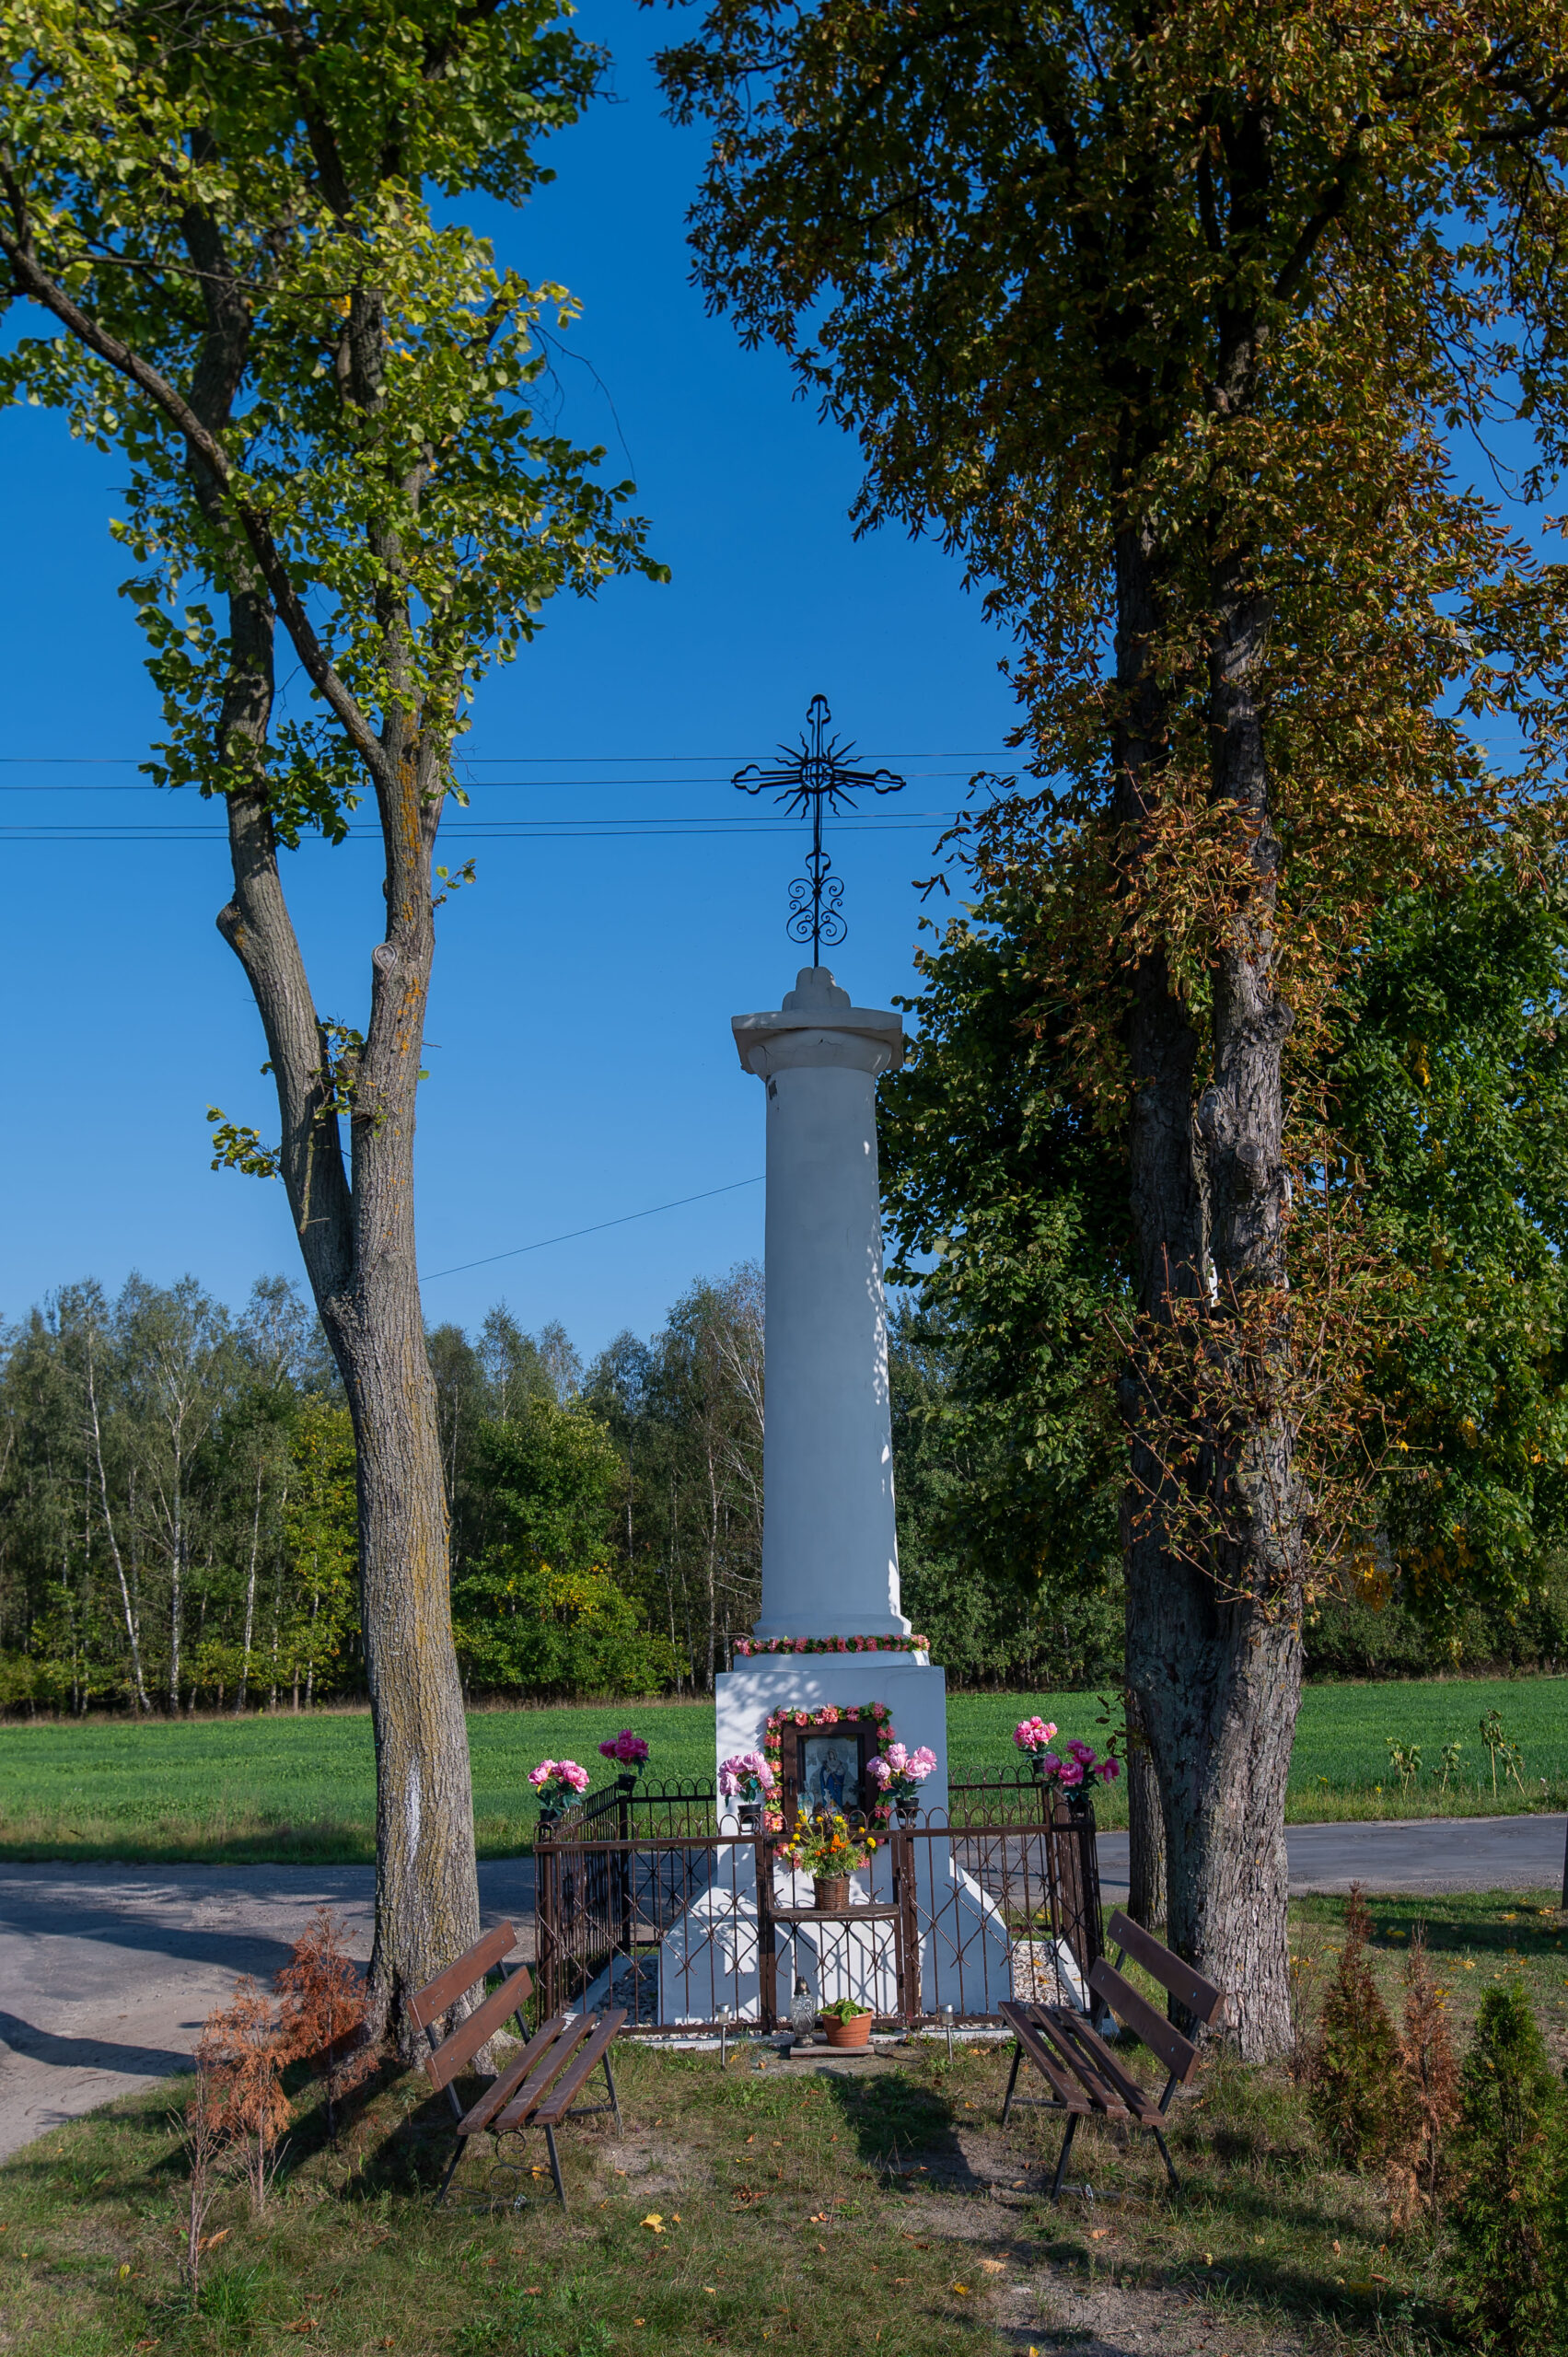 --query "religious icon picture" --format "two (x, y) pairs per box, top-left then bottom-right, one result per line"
(800, 1734), (861, 1817)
